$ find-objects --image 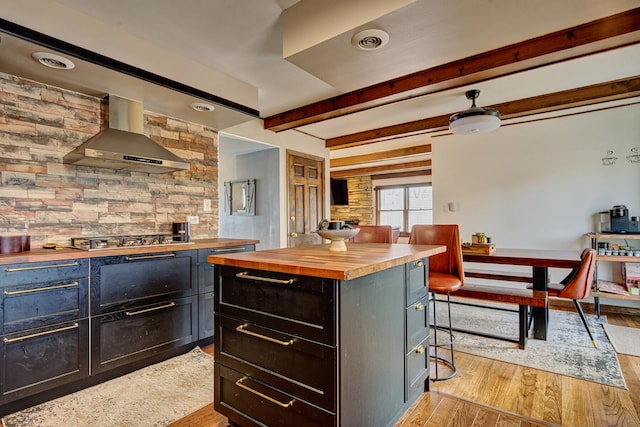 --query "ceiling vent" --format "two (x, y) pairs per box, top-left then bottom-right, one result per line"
(351, 29), (389, 51)
(190, 102), (215, 112)
(31, 52), (75, 70)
